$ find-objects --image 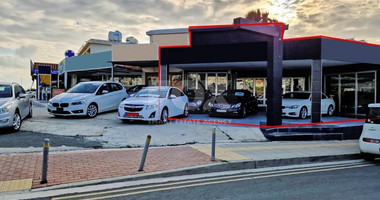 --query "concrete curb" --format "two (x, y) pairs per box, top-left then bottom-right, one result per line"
(33, 153), (361, 192)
